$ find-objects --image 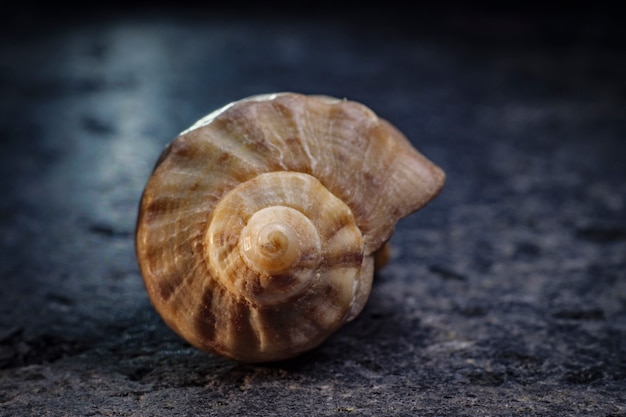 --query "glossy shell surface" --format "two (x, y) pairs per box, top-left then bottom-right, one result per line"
(136, 93), (445, 362)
